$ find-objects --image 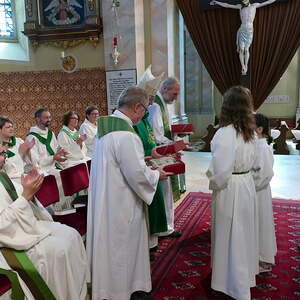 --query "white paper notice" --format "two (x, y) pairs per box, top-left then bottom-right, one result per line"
(106, 69), (137, 114)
